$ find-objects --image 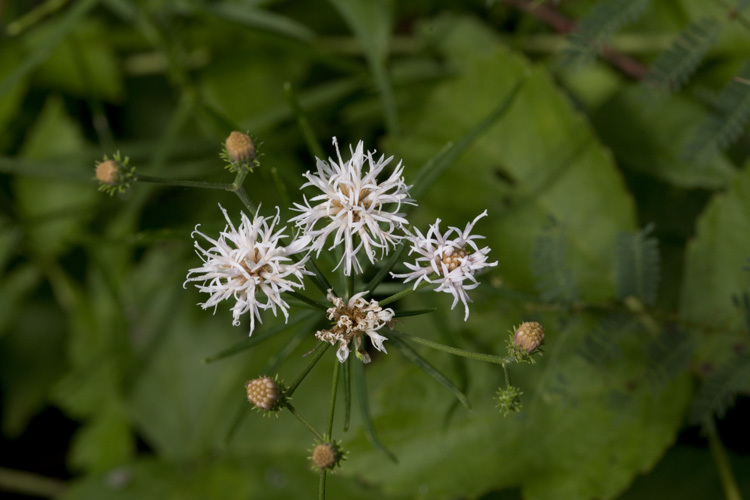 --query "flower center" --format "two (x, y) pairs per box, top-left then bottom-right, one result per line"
(440, 246), (469, 272)
(329, 186), (373, 223)
(239, 248), (271, 282)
